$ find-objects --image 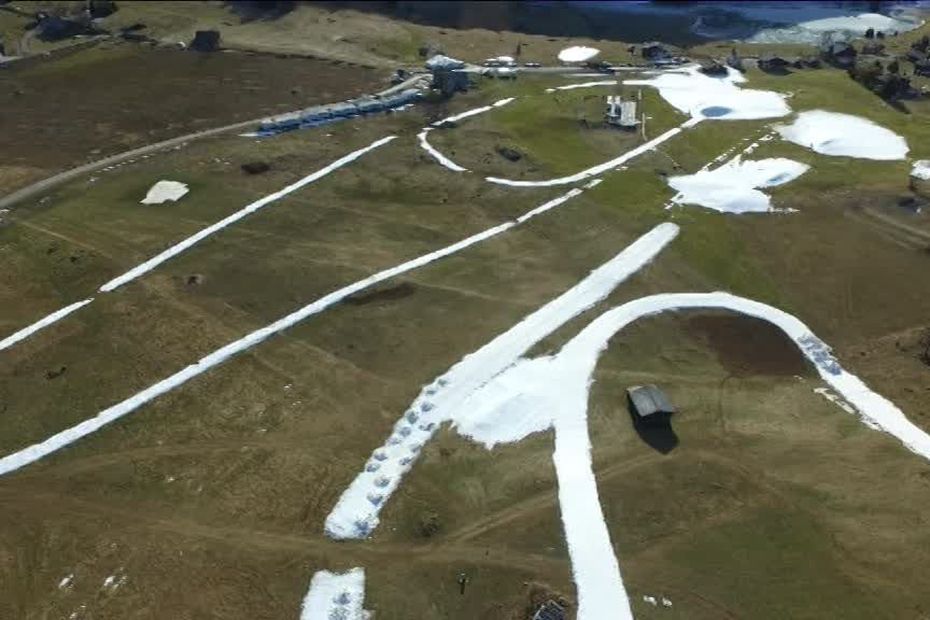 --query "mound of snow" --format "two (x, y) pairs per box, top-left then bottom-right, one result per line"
(300, 568), (370, 620)
(140, 180), (189, 205)
(668, 157), (809, 213)
(558, 46), (600, 63)
(911, 160), (930, 180)
(624, 65), (790, 121)
(749, 12), (922, 44)
(776, 110), (908, 160)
